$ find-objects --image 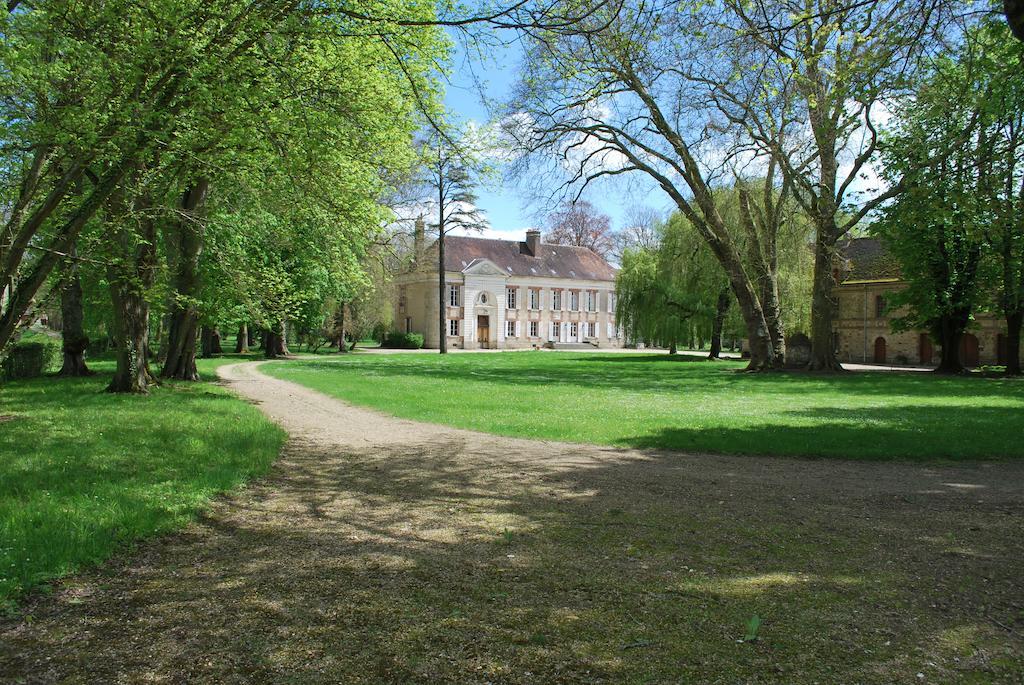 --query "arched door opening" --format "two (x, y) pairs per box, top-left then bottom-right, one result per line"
(874, 337), (887, 364)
